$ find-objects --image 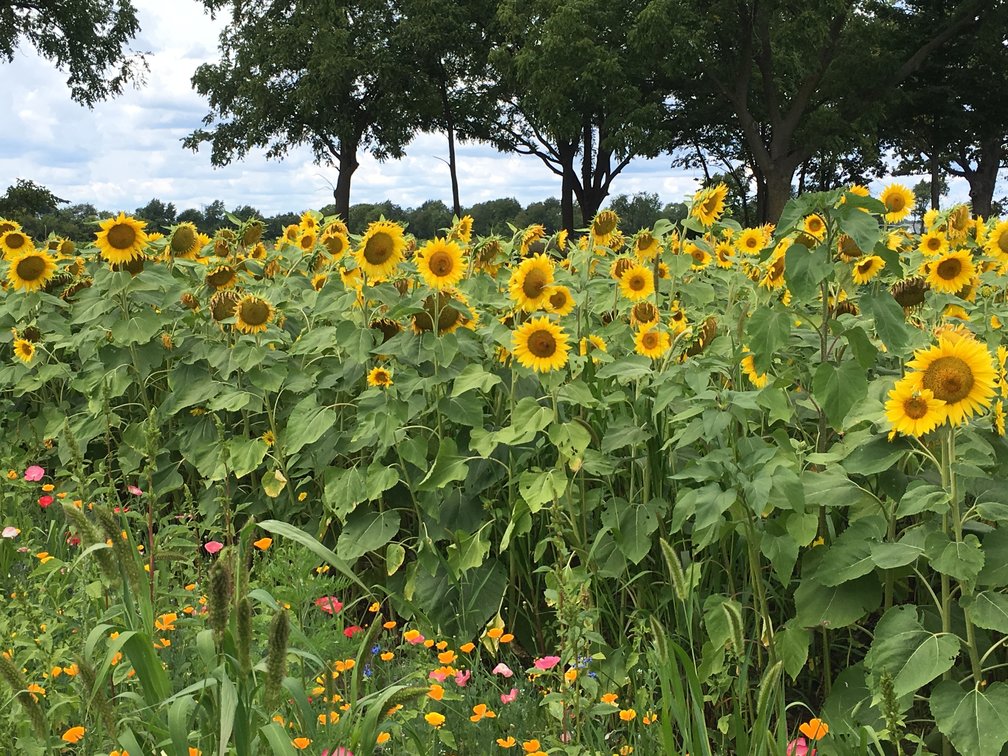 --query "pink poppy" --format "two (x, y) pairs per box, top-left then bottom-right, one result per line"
(24, 466), (45, 482)
(500, 687), (518, 704)
(405, 632), (426, 645)
(322, 749), (354, 756)
(534, 655), (561, 671)
(343, 625), (363, 638)
(38, 495), (54, 509)
(204, 540), (224, 555)
(787, 738), (814, 756)
(2, 526), (19, 539)
(454, 669), (471, 687)
(127, 484), (143, 496)
(314, 596), (343, 615)
(428, 669), (448, 682)
(492, 663), (513, 678)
